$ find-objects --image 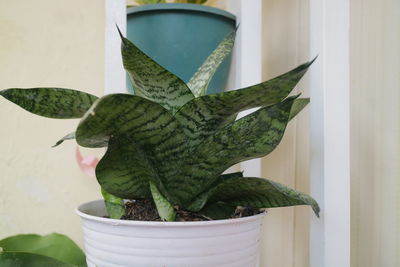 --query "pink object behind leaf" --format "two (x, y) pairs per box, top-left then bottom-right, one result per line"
(76, 147), (99, 177)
